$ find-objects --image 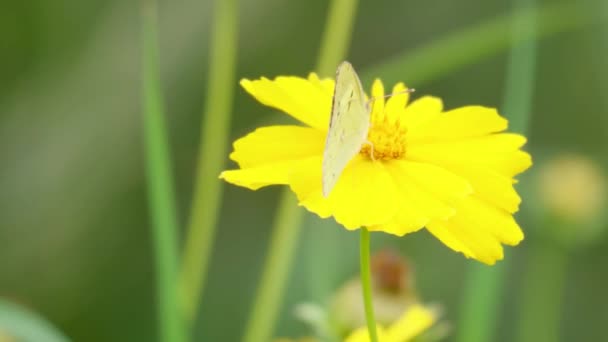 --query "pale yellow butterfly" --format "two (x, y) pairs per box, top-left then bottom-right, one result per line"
(322, 61), (371, 198)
